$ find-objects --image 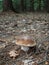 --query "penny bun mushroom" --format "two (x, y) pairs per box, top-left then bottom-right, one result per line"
(15, 34), (36, 52)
